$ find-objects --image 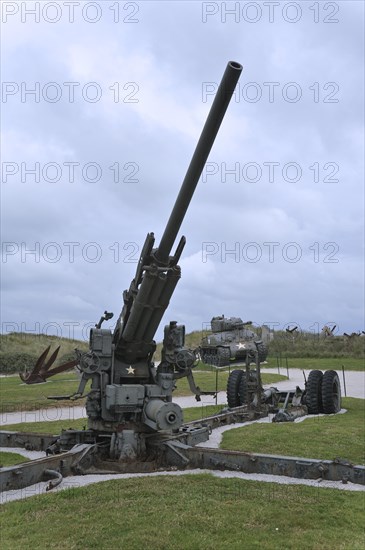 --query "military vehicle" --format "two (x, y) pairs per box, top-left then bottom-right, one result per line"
(200, 315), (268, 367)
(2, 62), (361, 492)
